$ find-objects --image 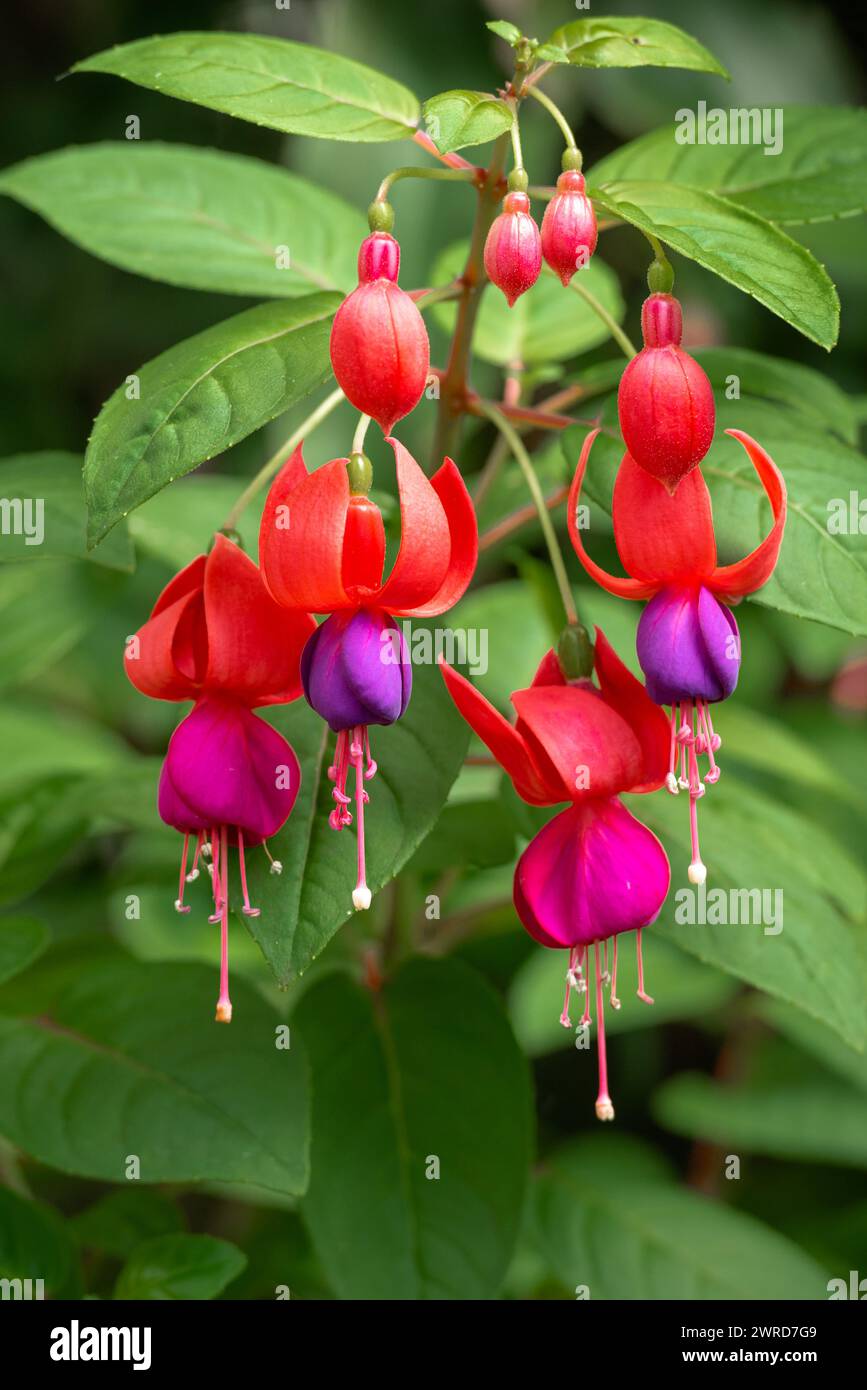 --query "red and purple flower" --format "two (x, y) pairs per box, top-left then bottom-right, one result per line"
(260, 437), (477, 910)
(125, 535), (315, 1022)
(568, 429), (787, 884)
(442, 631), (671, 1121)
